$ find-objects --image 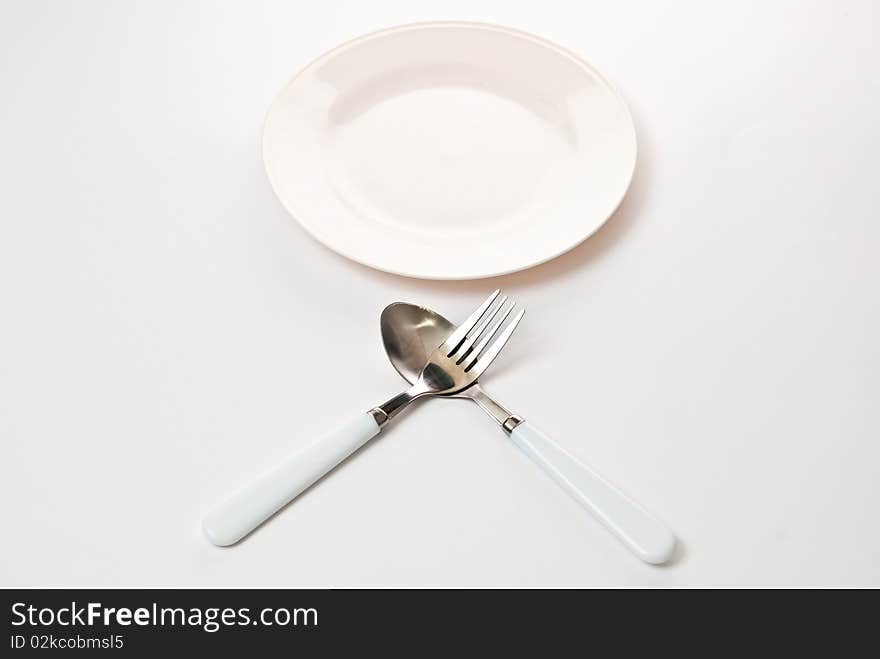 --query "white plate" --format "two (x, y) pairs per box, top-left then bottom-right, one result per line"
(263, 22), (637, 280)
